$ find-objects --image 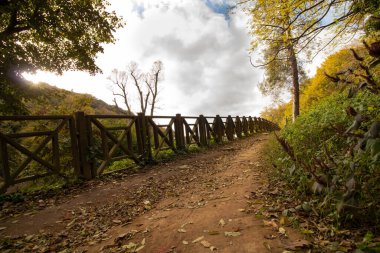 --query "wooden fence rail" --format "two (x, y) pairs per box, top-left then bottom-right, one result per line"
(0, 112), (279, 193)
